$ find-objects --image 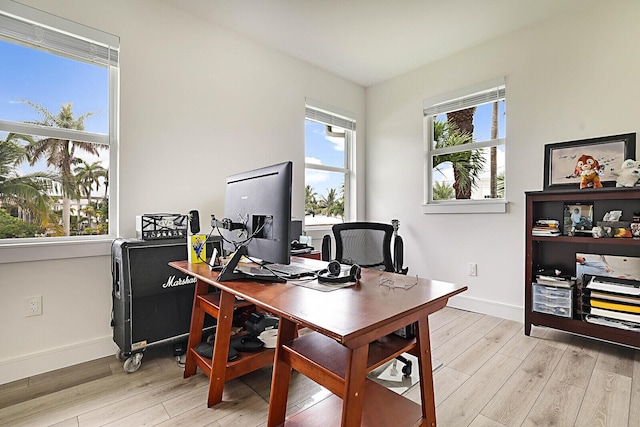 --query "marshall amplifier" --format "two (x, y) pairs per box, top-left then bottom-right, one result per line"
(136, 213), (188, 240)
(111, 238), (216, 369)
